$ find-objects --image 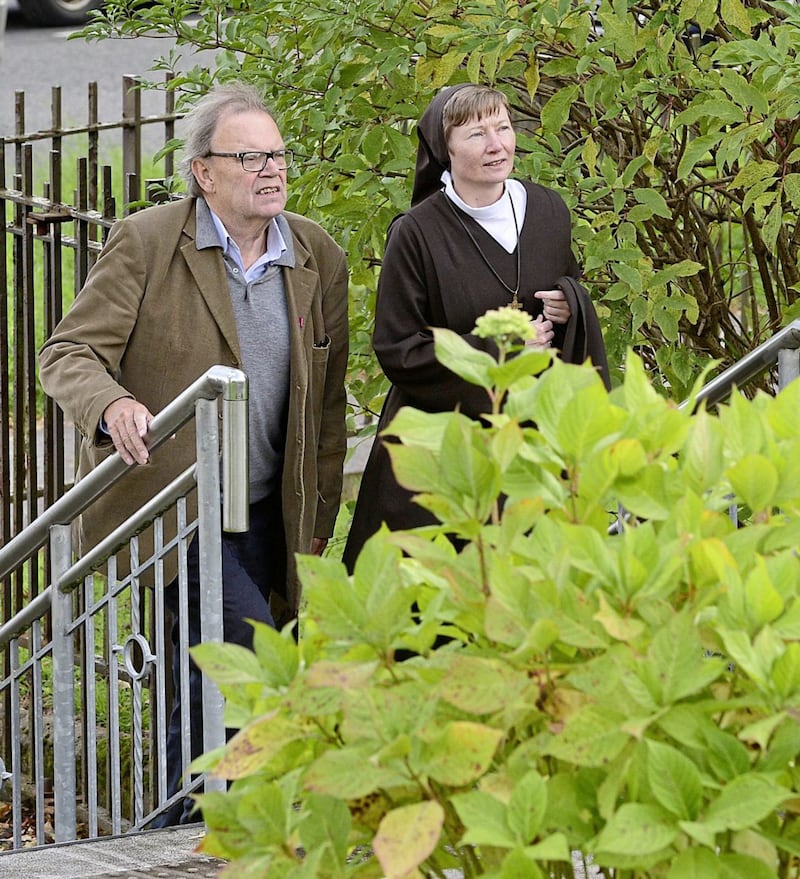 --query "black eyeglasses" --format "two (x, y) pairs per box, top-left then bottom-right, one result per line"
(203, 149), (294, 171)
